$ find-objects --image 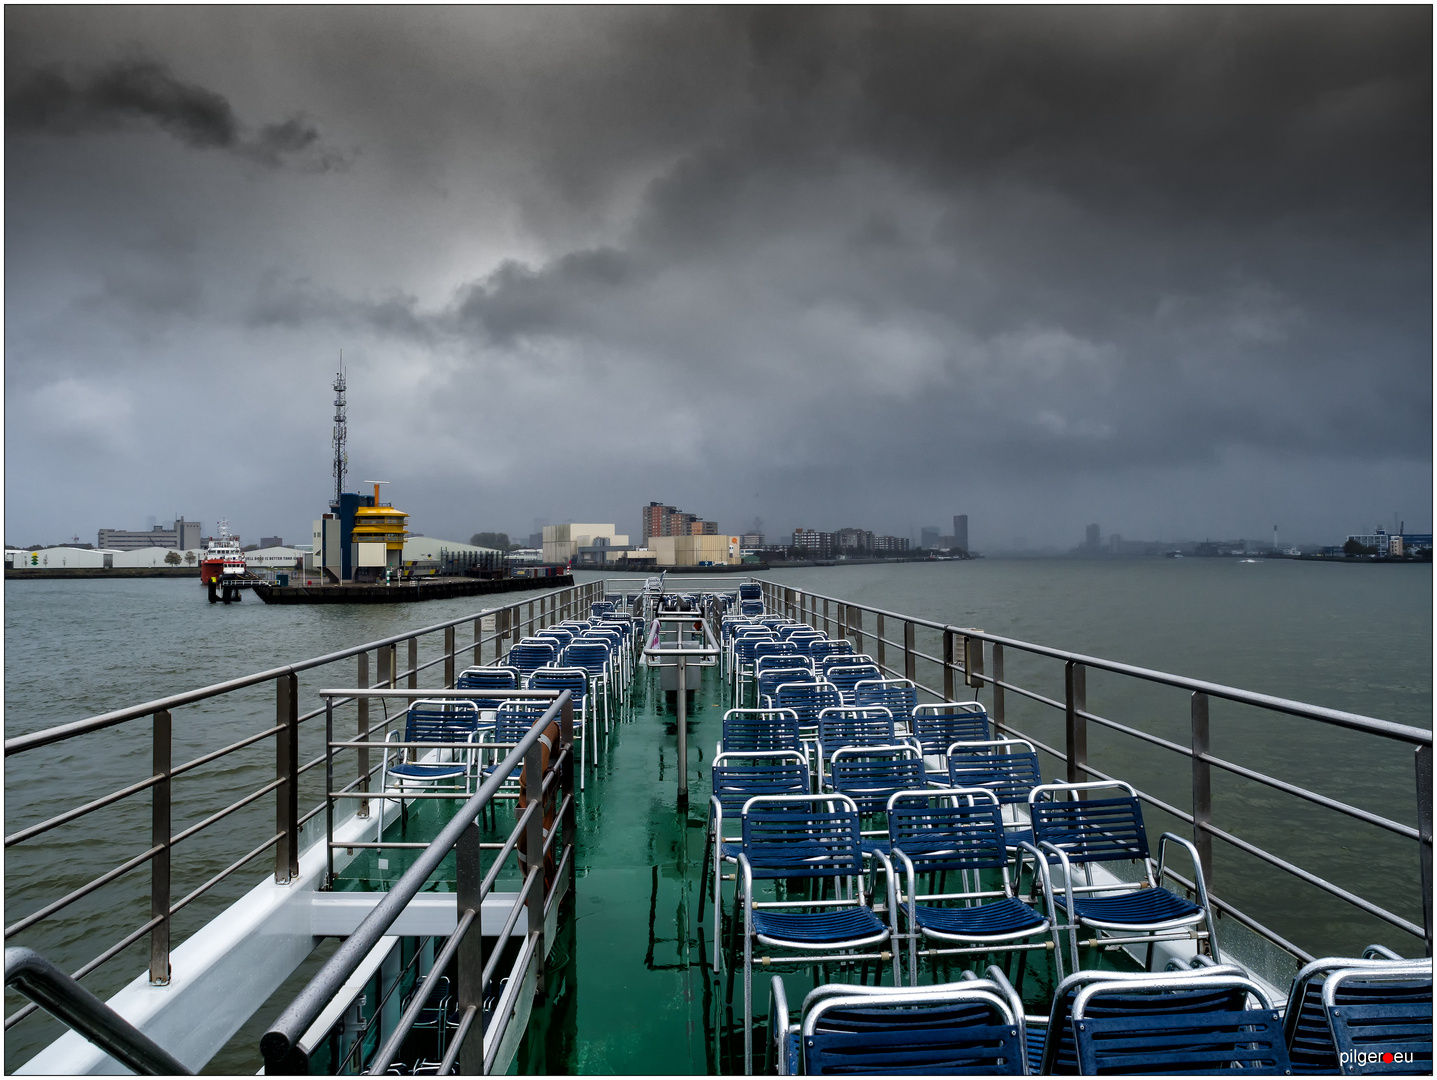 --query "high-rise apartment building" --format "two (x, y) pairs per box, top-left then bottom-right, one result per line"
(641, 502), (718, 542)
(792, 529), (836, 557)
(920, 526), (940, 550)
(953, 515), (968, 554)
(1086, 523), (1101, 549)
